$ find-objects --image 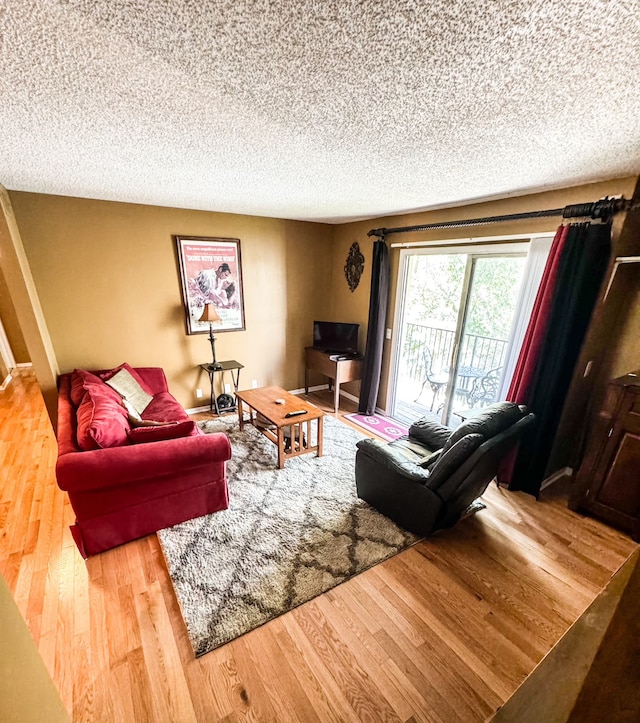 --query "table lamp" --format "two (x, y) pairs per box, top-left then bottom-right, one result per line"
(199, 303), (222, 369)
